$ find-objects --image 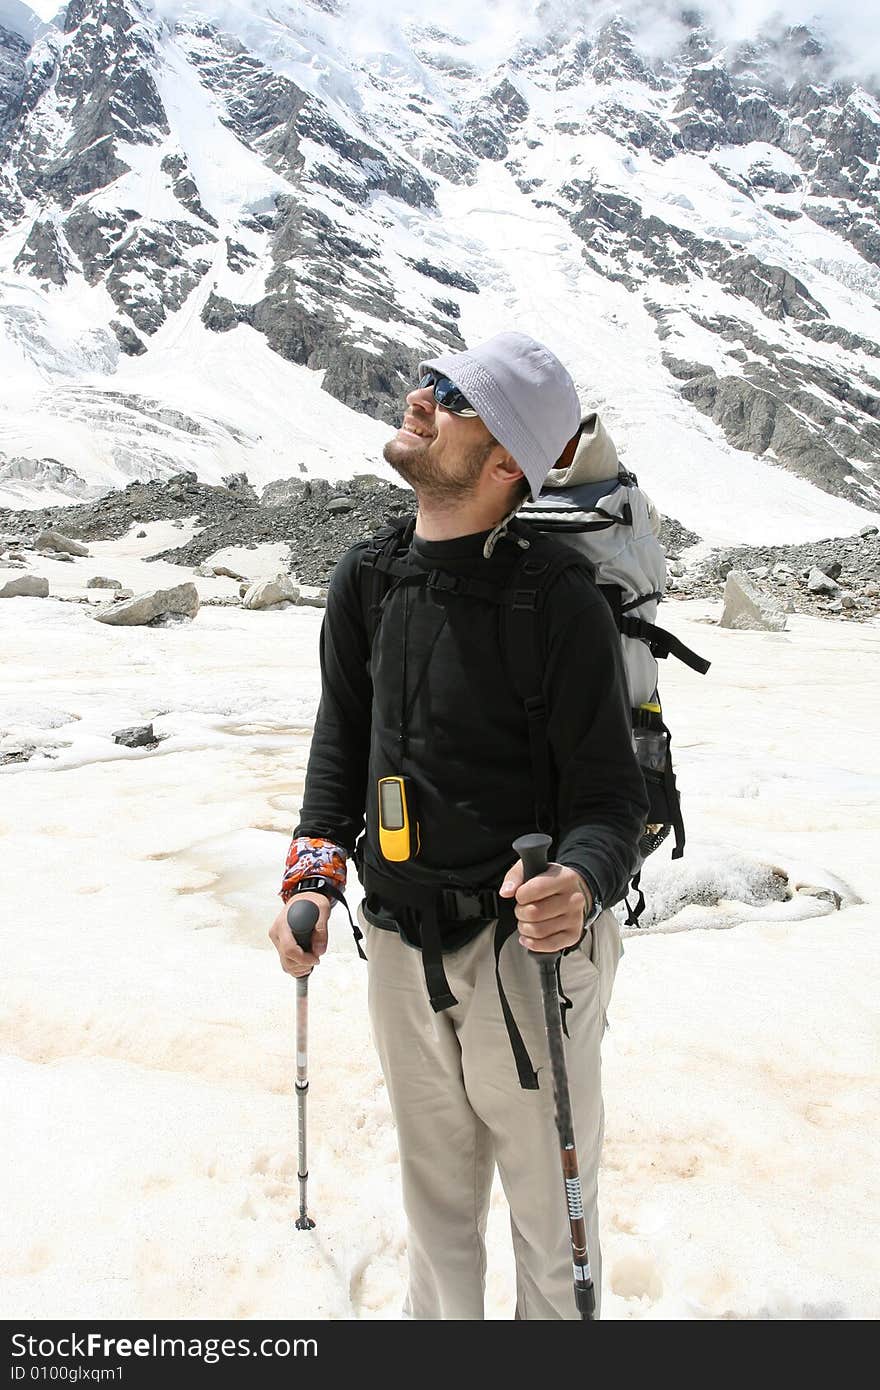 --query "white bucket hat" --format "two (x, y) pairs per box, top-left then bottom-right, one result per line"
(419, 331), (581, 500)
